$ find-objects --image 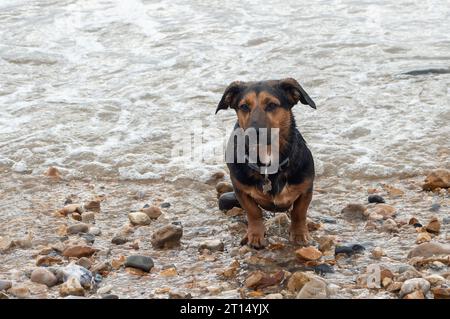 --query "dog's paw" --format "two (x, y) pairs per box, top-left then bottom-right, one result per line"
(241, 223), (267, 249)
(289, 226), (311, 246)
